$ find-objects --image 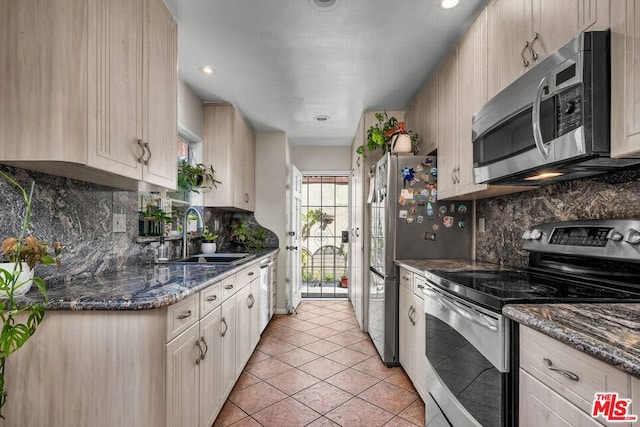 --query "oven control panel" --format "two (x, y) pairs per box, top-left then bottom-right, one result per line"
(522, 220), (640, 261)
